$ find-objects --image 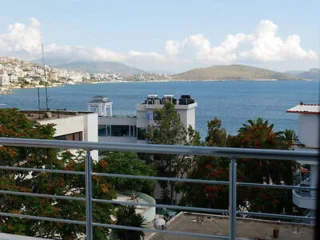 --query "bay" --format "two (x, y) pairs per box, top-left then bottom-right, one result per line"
(1, 80), (319, 138)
